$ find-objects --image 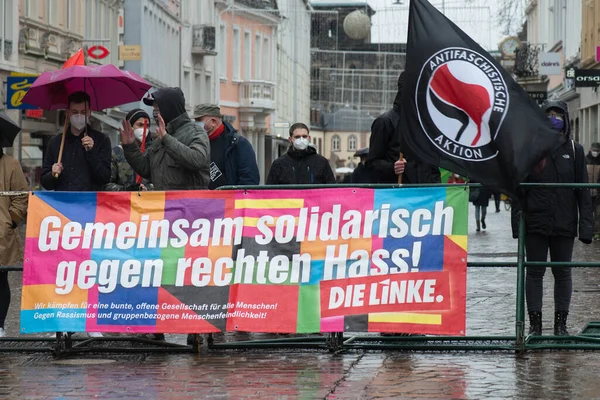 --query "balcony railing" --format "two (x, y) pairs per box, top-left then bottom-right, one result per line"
(514, 43), (545, 79)
(239, 80), (276, 111)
